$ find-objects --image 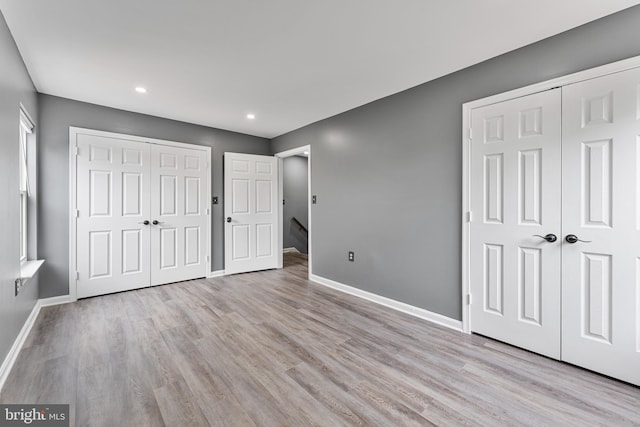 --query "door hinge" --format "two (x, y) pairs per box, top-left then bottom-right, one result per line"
(467, 293), (472, 305)
(76, 271), (80, 280)
(468, 128), (473, 140)
(206, 208), (210, 215)
(75, 209), (80, 218)
(466, 211), (472, 222)
(206, 255), (210, 262)
(74, 146), (79, 156)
